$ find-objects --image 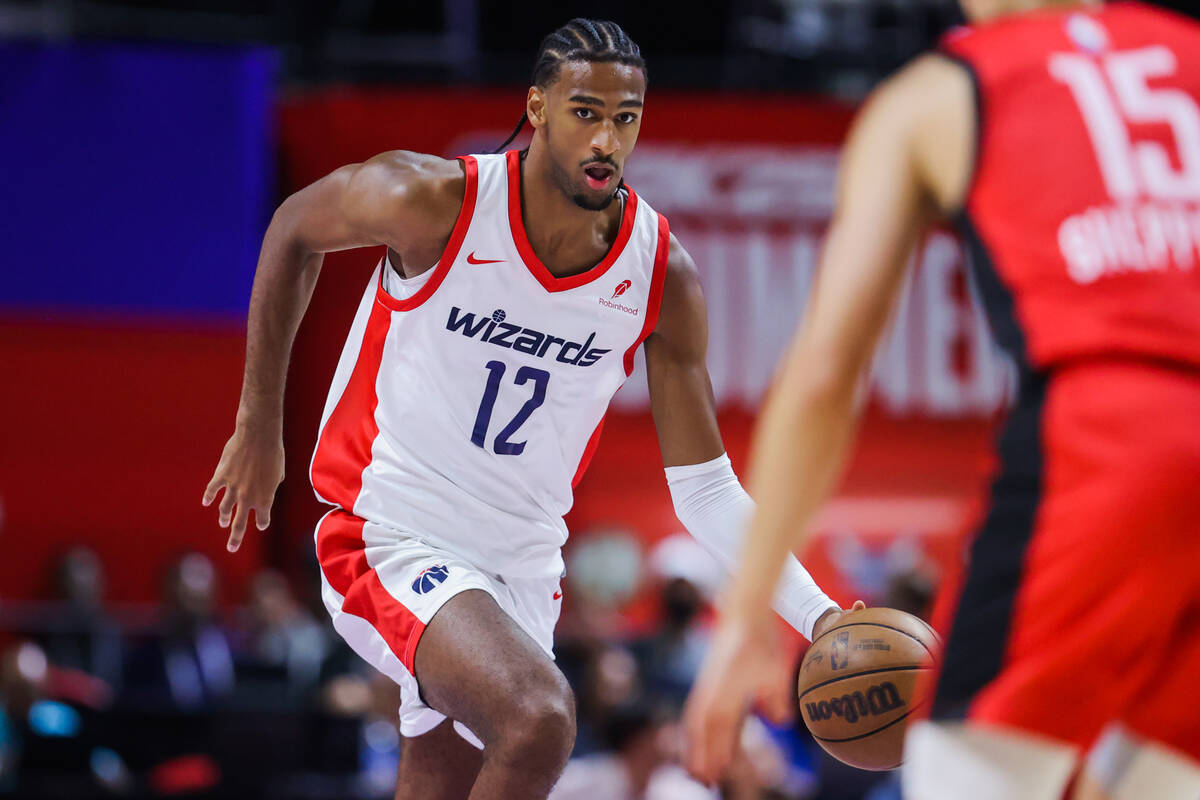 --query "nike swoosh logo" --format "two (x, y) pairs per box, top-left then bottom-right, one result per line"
(466, 252), (505, 265)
